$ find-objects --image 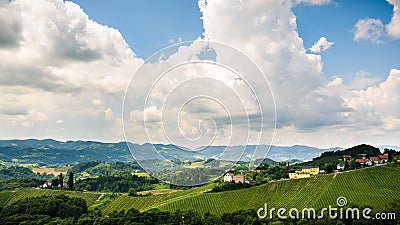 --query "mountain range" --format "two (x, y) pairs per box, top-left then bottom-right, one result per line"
(0, 139), (396, 166)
